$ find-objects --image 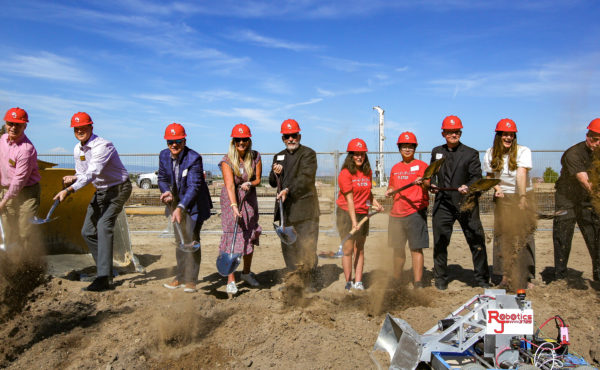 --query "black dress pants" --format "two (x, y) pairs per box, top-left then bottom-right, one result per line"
(433, 202), (490, 285)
